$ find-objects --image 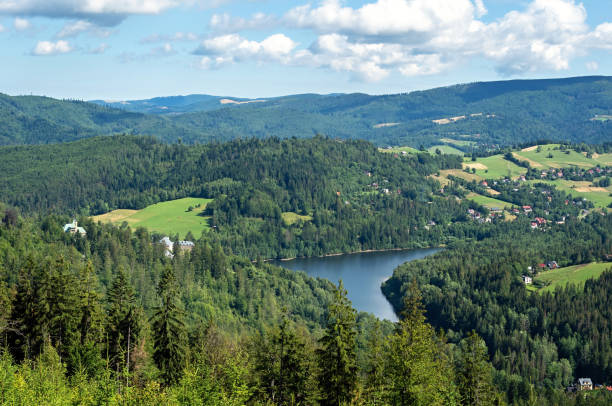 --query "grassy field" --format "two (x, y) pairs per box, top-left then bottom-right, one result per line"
(514, 144), (606, 169)
(528, 262), (612, 293)
(92, 197), (213, 238)
(527, 179), (612, 209)
(281, 212), (313, 225)
(440, 138), (477, 147)
(463, 155), (527, 178)
(428, 145), (465, 155)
